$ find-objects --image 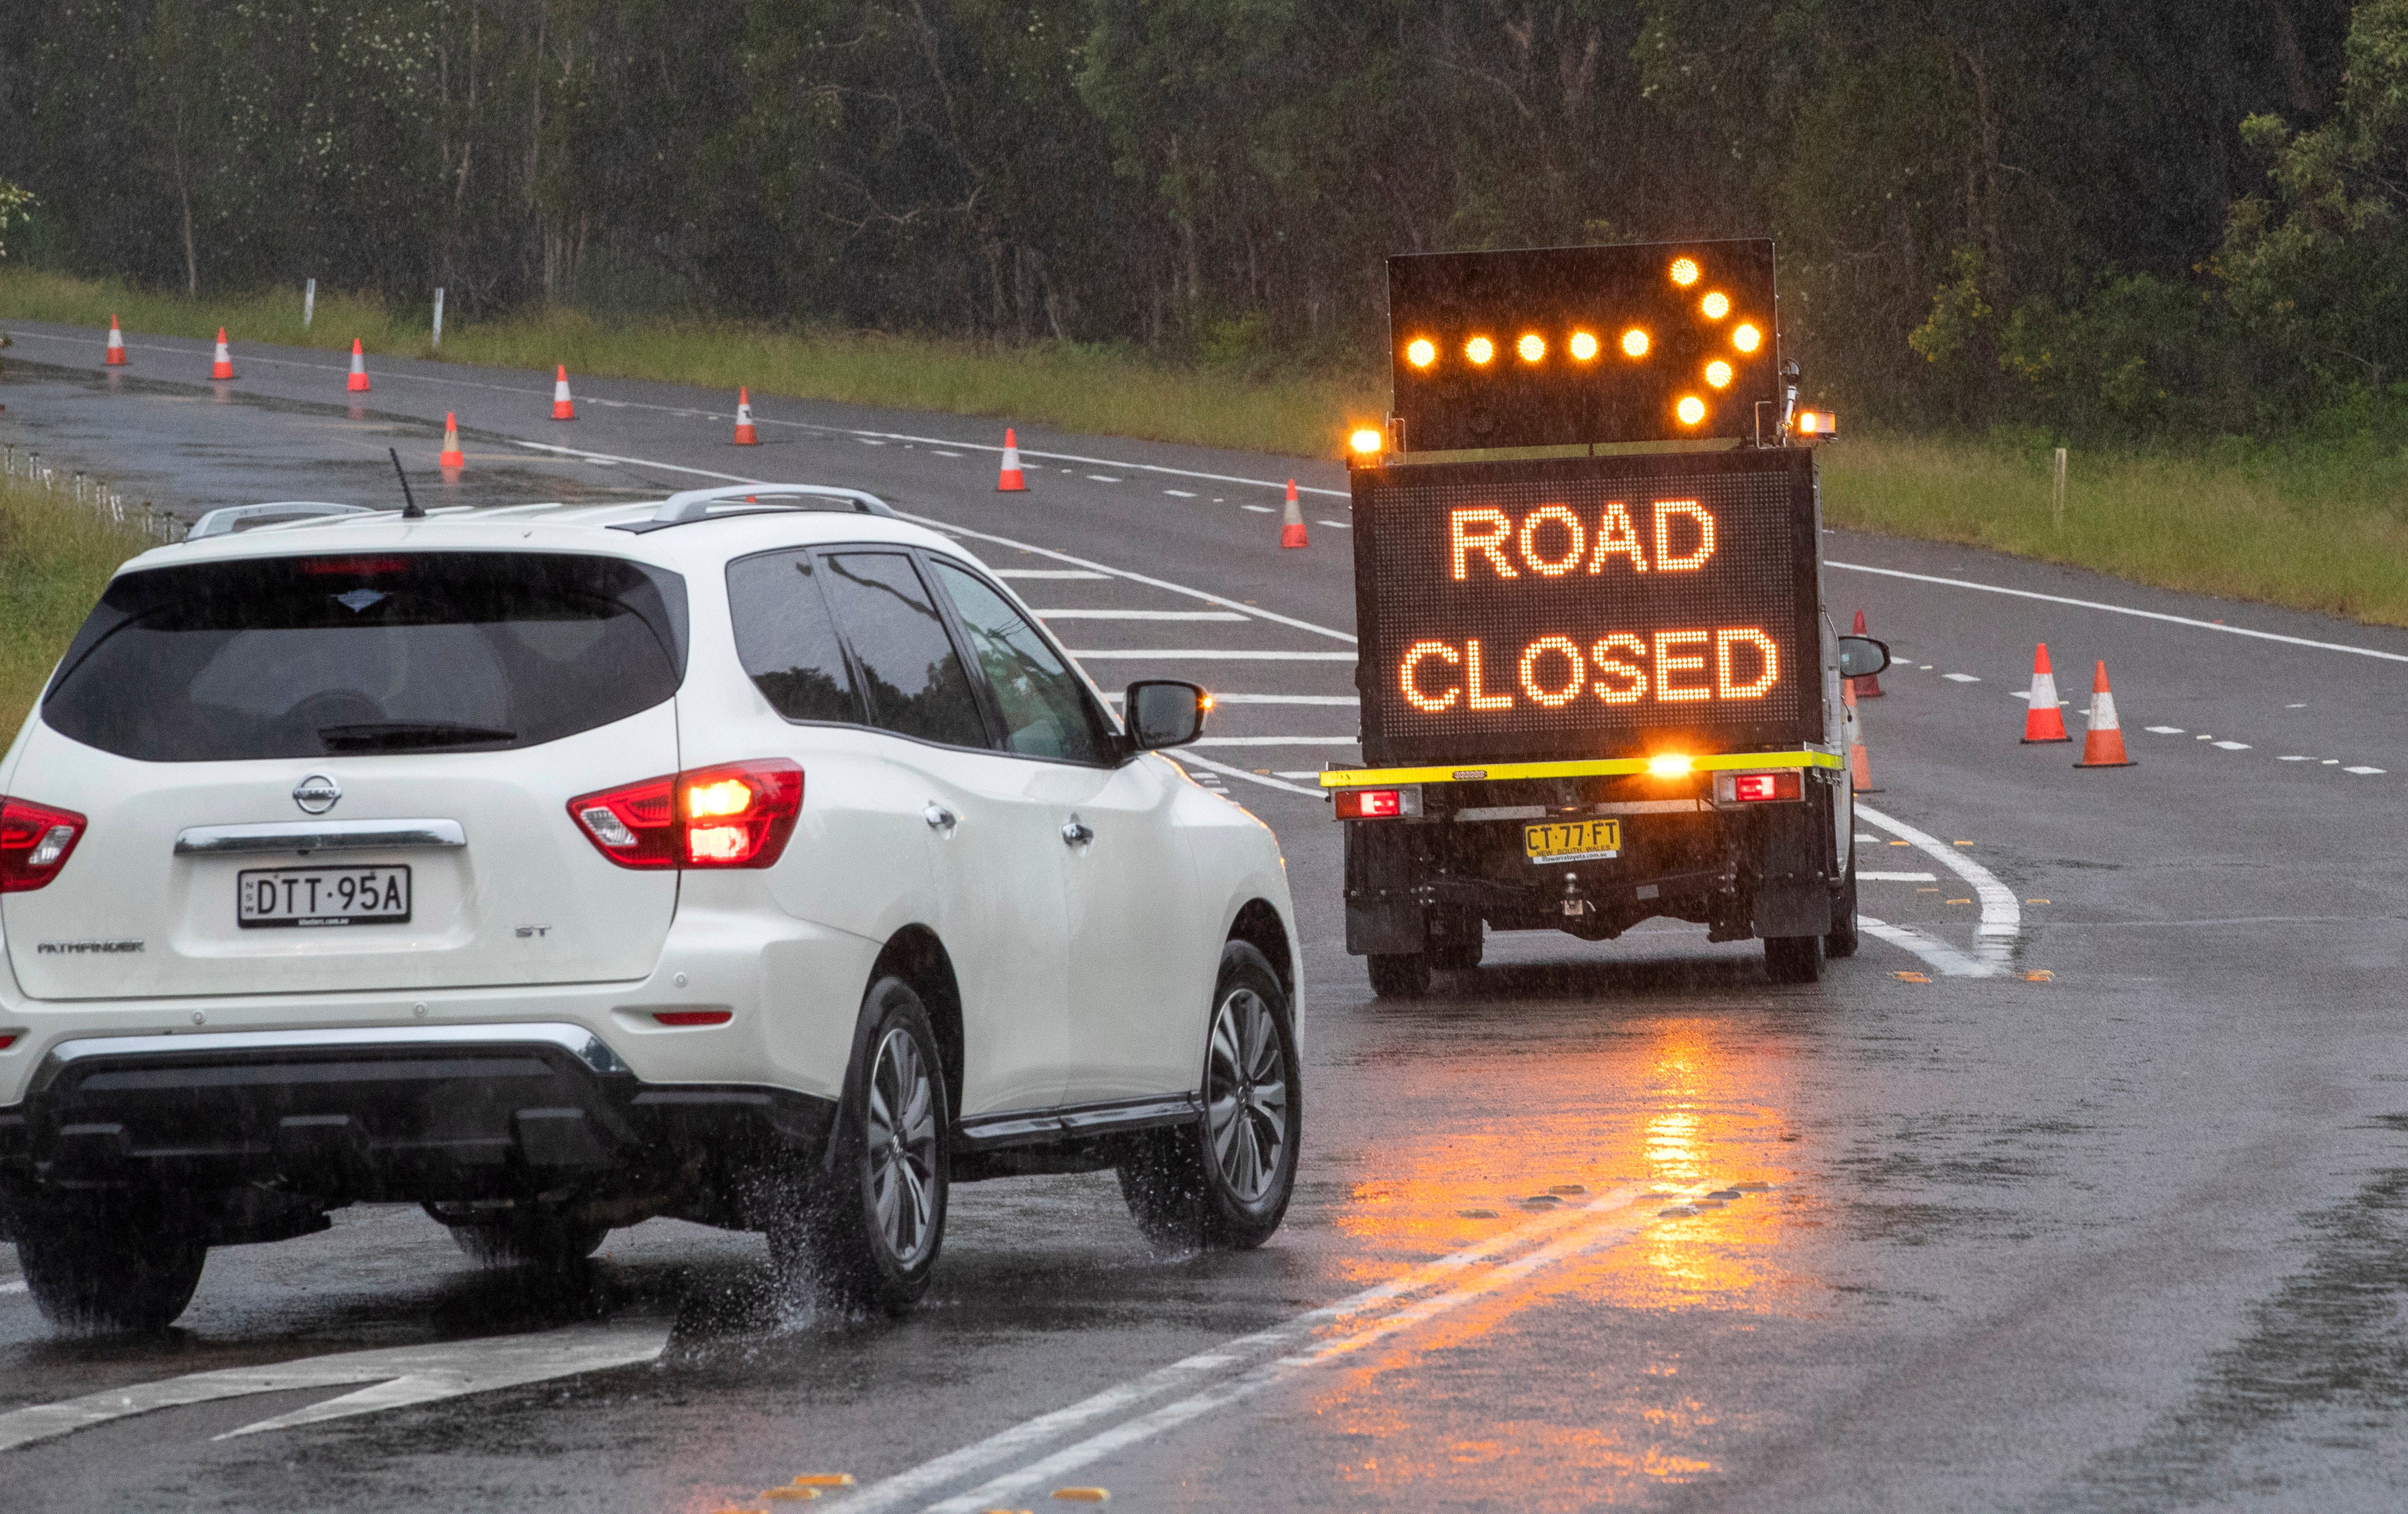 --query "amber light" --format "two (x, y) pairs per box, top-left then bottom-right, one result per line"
(1621, 328), (1651, 358)
(1676, 395), (1706, 425)
(1700, 291), (1731, 320)
(1705, 360), (1734, 389)
(1568, 330), (1599, 361)
(1516, 333), (1545, 363)
(1669, 258), (1700, 287)
(1647, 753), (1694, 777)
(1733, 323), (1762, 353)
(1349, 427), (1384, 456)
(1406, 338), (1437, 369)
(1465, 336), (1495, 366)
